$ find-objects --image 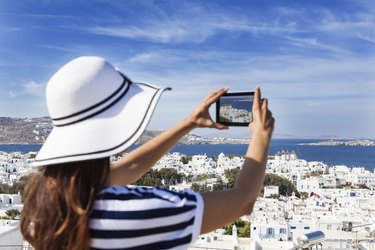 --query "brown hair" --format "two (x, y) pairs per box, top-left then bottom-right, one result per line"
(20, 158), (110, 250)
